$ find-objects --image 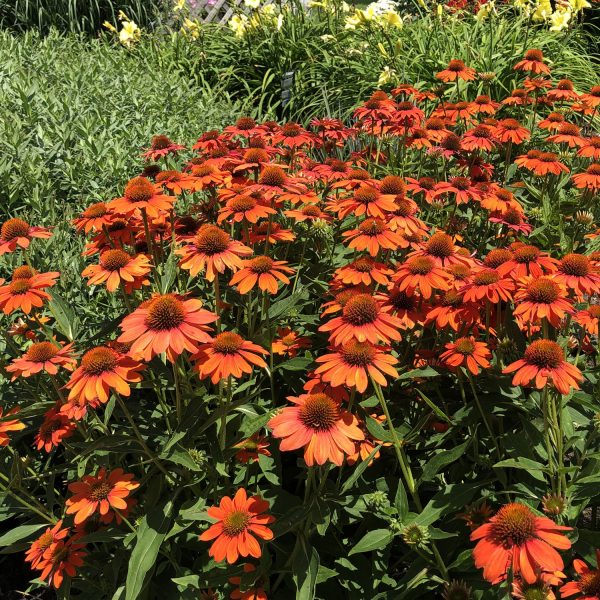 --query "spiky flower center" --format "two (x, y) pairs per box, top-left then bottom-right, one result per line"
(343, 294), (379, 326)
(9, 279), (32, 294)
(484, 249), (513, 268)
(194, 225), (231, 255)
(525, 278), (560, 303)
(448, 264), (471, 280)
(100, 249), (131, 271)
(151, 135), (173, 150)
(556, 79), (574, 91)
(579, 570), (600, 596)
(470, 126), (493, 139)
(301, 205), (321, 217)
(81, 347), (118, 375)
(501, 119), (522, 131)
(37, 532), (55, 551)
(426, 232), (454, 257)
(244, 148), (268, 164)
(229, 196), (257, 212)
(192, 164), (216, 178)
(145, 295), (186, 330)
(27, 342), (60, 363)
(503, 209), (523, 225)
(473, 269), (500, 286)
(222, 509), (251, 536)
(447, 59), (466, 72)
(282, 123), (302, 137)
(249, 256), (274, 274)
(83, 202), (108, 218)
(442, 290), (463, 307)
(329, 159), (347, 173)
(13, 265), (35, 280)
(259, 166), (286, 187)
(514, 245), (540, 263)
(124, 177), (154, 202)
(359, 218), (385, 235)
(341, 340), (376, 366)
(89, 481), (113, 501)
(524, 49), (543, 61)
(407, 256), (435, 275)
(474, 95), (492, 105)
(524, 340), (563, 369)
(299, 393), (339, 431)
(559, 253), (591, 276)
(354, 185), (379, 205)
(441, 133), (462, 151)
(454, 338), (476, 355)
(352, 258), (374, 273)
(1, 218), (30, 241)
(490, 503), (536, 547)
(378, 176), (405, 197)
(212, 332), (244, 354)
(587, 163), (600, 175)
(558, 123), (580, 136)
(538, 152), (559, 163)
(235, 117), (257, 131)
